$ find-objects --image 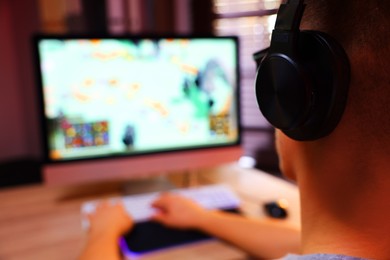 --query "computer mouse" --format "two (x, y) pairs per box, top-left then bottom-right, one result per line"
(263, 199), (289, 219)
